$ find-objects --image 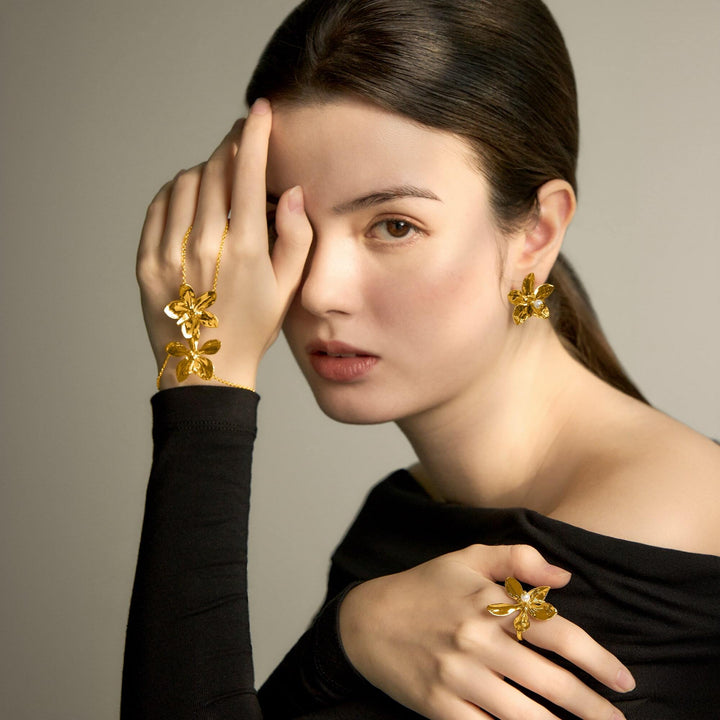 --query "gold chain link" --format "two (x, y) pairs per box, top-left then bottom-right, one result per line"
(179, 220), (229, 291)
